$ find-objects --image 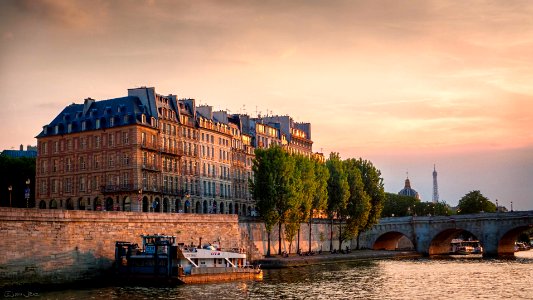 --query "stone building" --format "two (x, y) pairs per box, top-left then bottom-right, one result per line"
(35, 87), (317, 215)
